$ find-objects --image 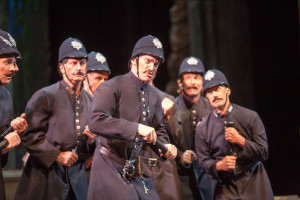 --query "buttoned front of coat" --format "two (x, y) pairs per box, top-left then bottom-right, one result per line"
(0, 87), (13, 200)
(195, 103), (274, 200)
(15, 80), (93, 200)
(88, 72), (167, 200)
(167, 94), (211, 200)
